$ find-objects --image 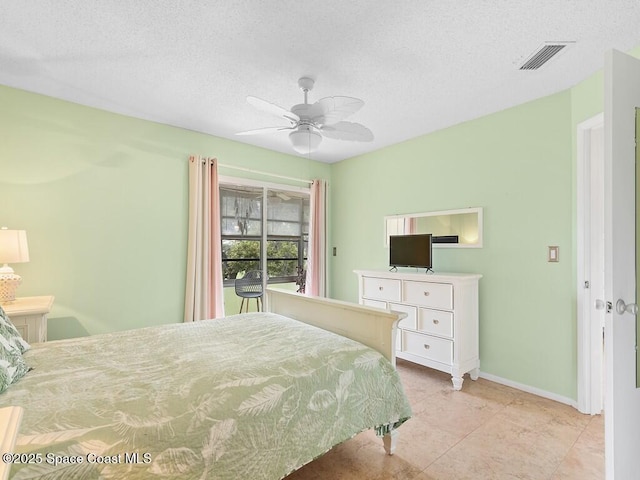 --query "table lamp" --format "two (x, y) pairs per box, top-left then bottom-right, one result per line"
(0, 228), (30, 303)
